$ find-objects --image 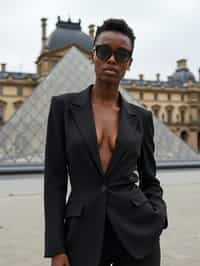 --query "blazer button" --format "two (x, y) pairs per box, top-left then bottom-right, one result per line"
(101, 185), (107, 192)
